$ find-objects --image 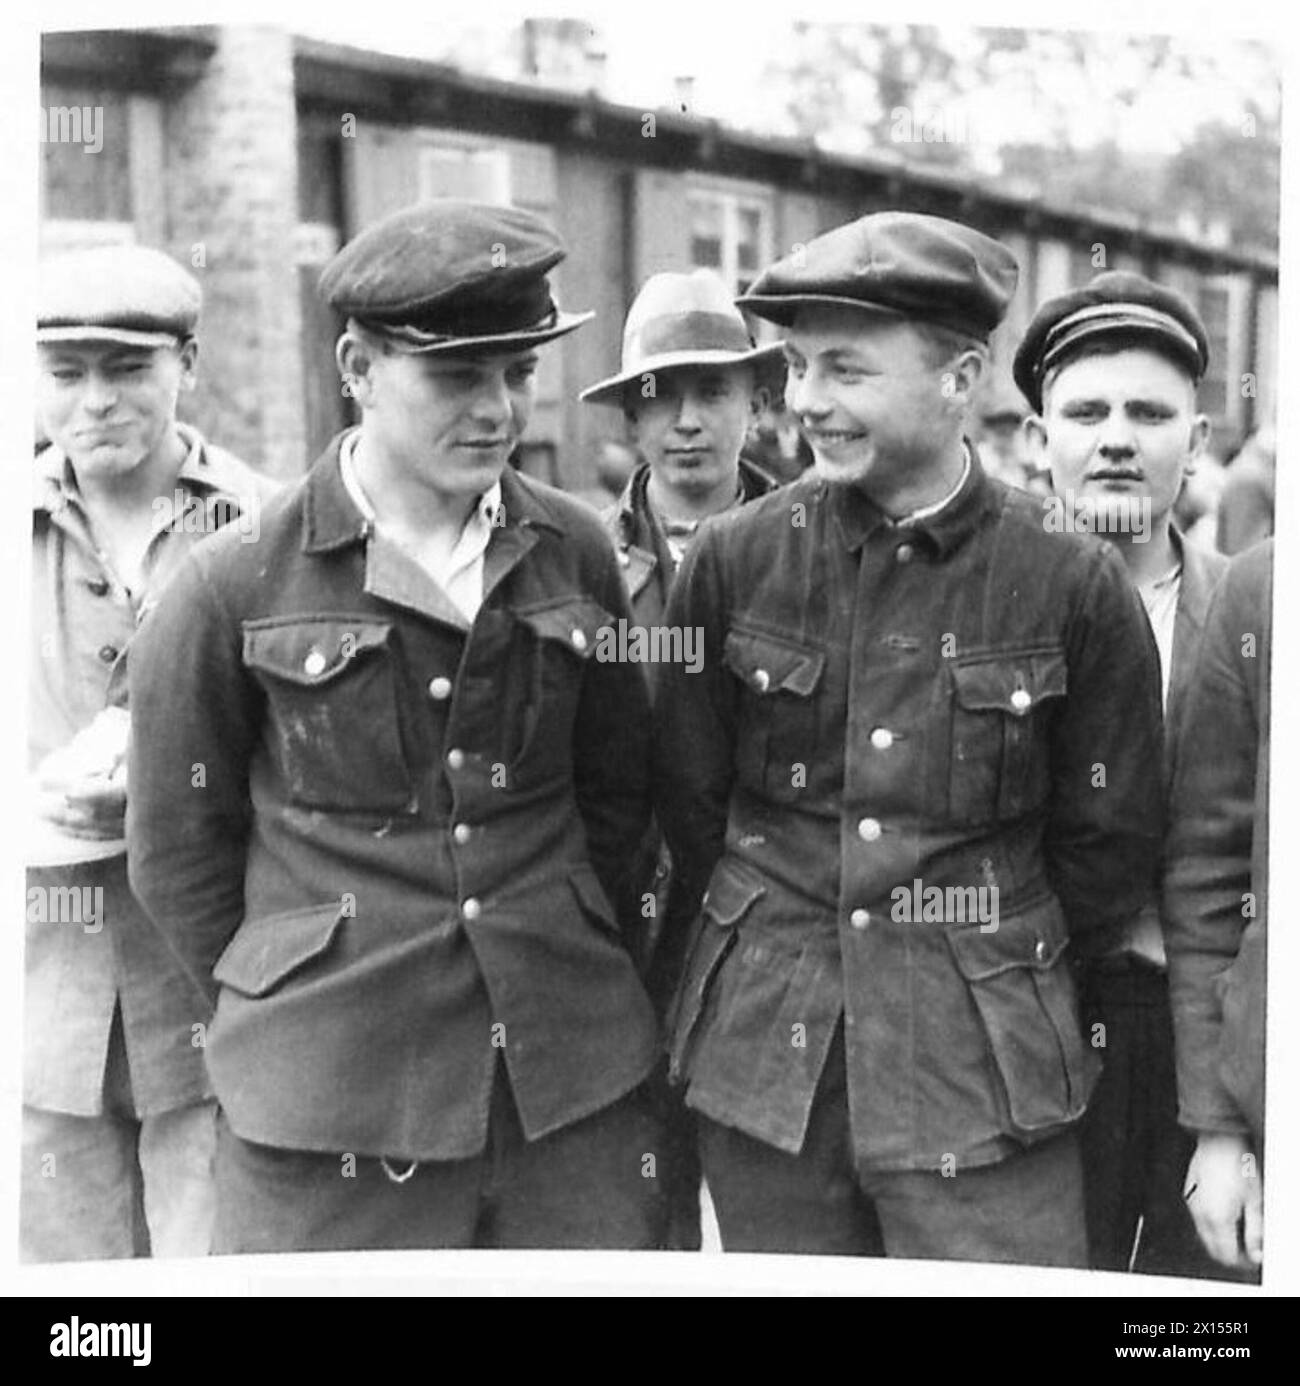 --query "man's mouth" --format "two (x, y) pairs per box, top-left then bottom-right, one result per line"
(666, 446), (711, 457)
(1088, 465), (1144, 483)
(458, 438), (510, 450)
(807, 428), (866, 447)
